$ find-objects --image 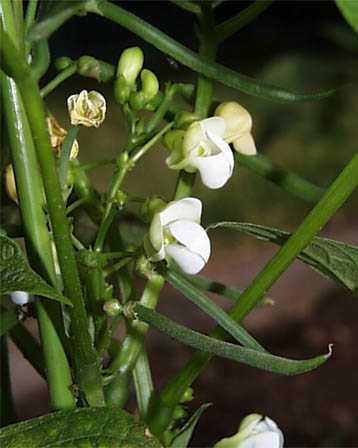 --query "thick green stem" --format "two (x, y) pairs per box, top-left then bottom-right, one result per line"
(40, 63), (76, 97)
(147, 154), (358, 436)
(0, 337), (16, 426)
(0, 29), (104, 405)
(1, 73), (75, 410)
